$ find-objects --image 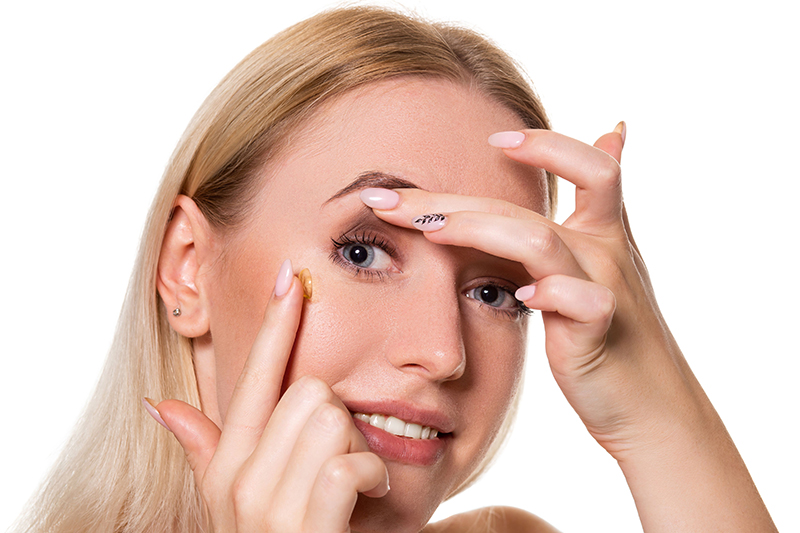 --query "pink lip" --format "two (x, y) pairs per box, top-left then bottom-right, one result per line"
(343, 400), (456, 434)
(352, 418), (449, 466)
(343, 400), (456, 466)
